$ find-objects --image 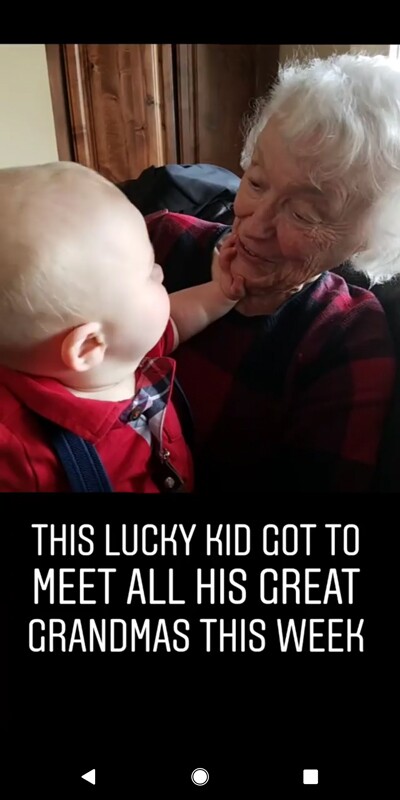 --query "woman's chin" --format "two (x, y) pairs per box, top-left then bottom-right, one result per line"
(231, 254), (275, 284)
